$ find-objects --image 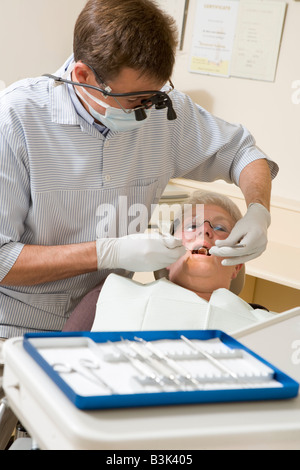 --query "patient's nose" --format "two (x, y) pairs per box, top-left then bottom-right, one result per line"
(196, 221), (214, 239)
(185, 221), (213, 249)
